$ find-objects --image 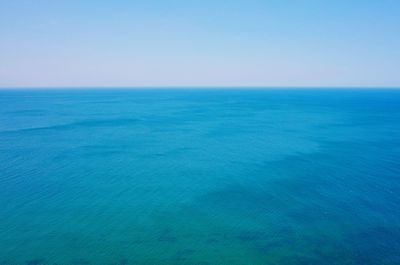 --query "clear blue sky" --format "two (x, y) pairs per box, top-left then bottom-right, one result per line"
(1, 0), (399, 88)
